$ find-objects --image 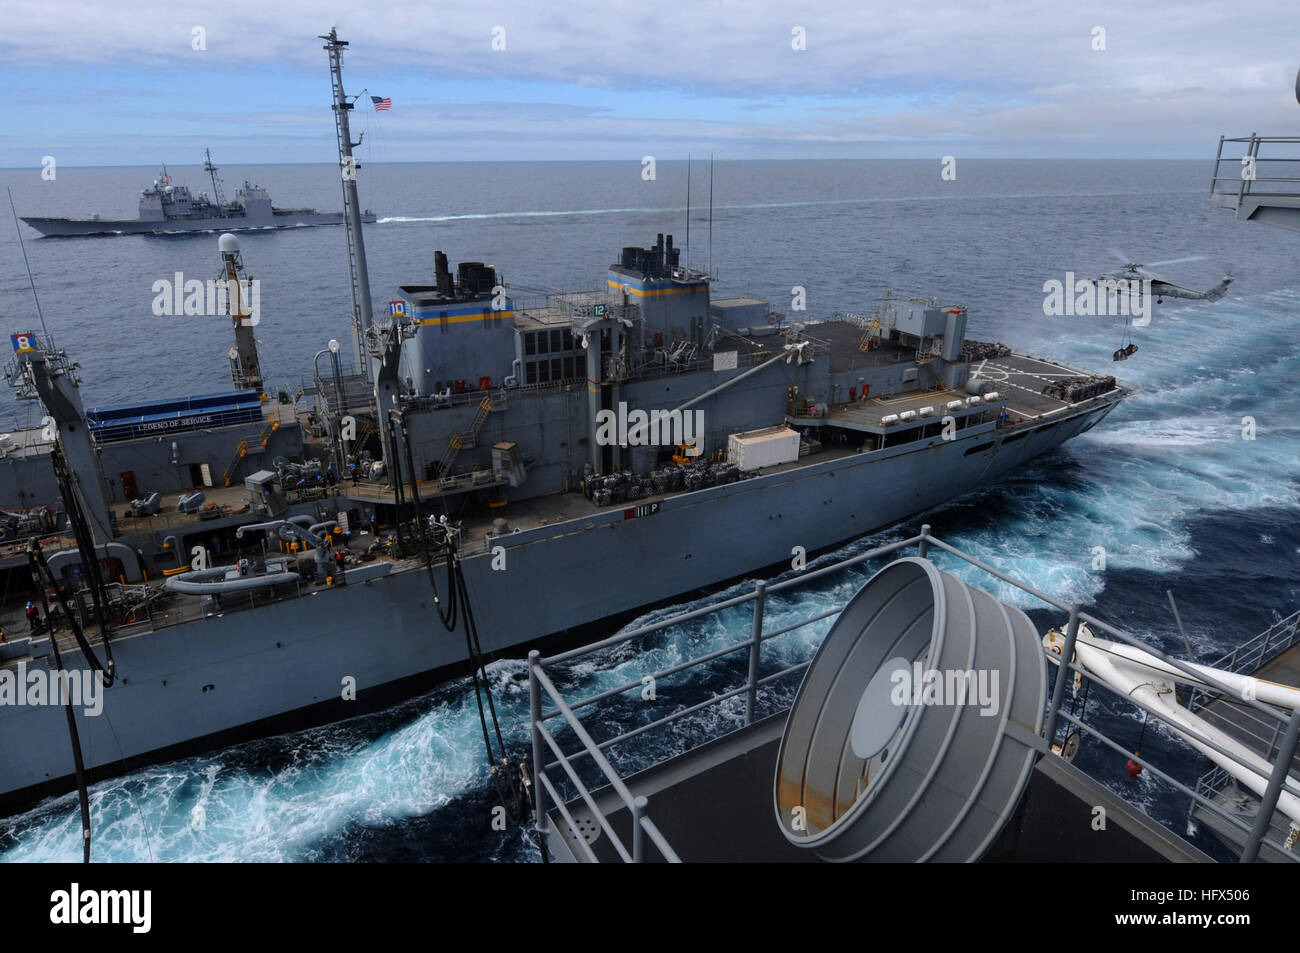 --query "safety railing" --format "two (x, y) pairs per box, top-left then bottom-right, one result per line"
(1196, 766), (1233, 804)
(527, 525), (1300, 863)
(397, 385), (512, 414)
(9, 545), (422, 657)
(1210, 135), (1300, 207)
(1206, 608), (1300, 680)
(631, 343), (775, 382)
